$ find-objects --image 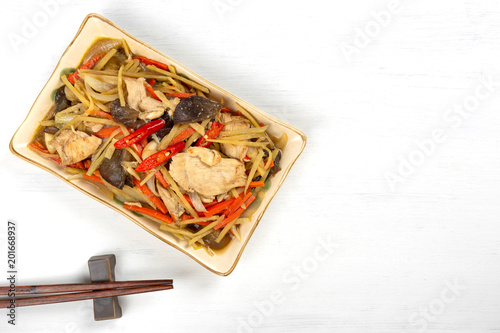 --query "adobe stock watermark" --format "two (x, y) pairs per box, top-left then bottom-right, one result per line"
(402, 278), (466, 333)
(236, 236), (337, 333)
(385, 74), (498, 191)
(7, 0), (68, 53)
(213, 0), (244, 21)
(339, 0), (405, 63)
